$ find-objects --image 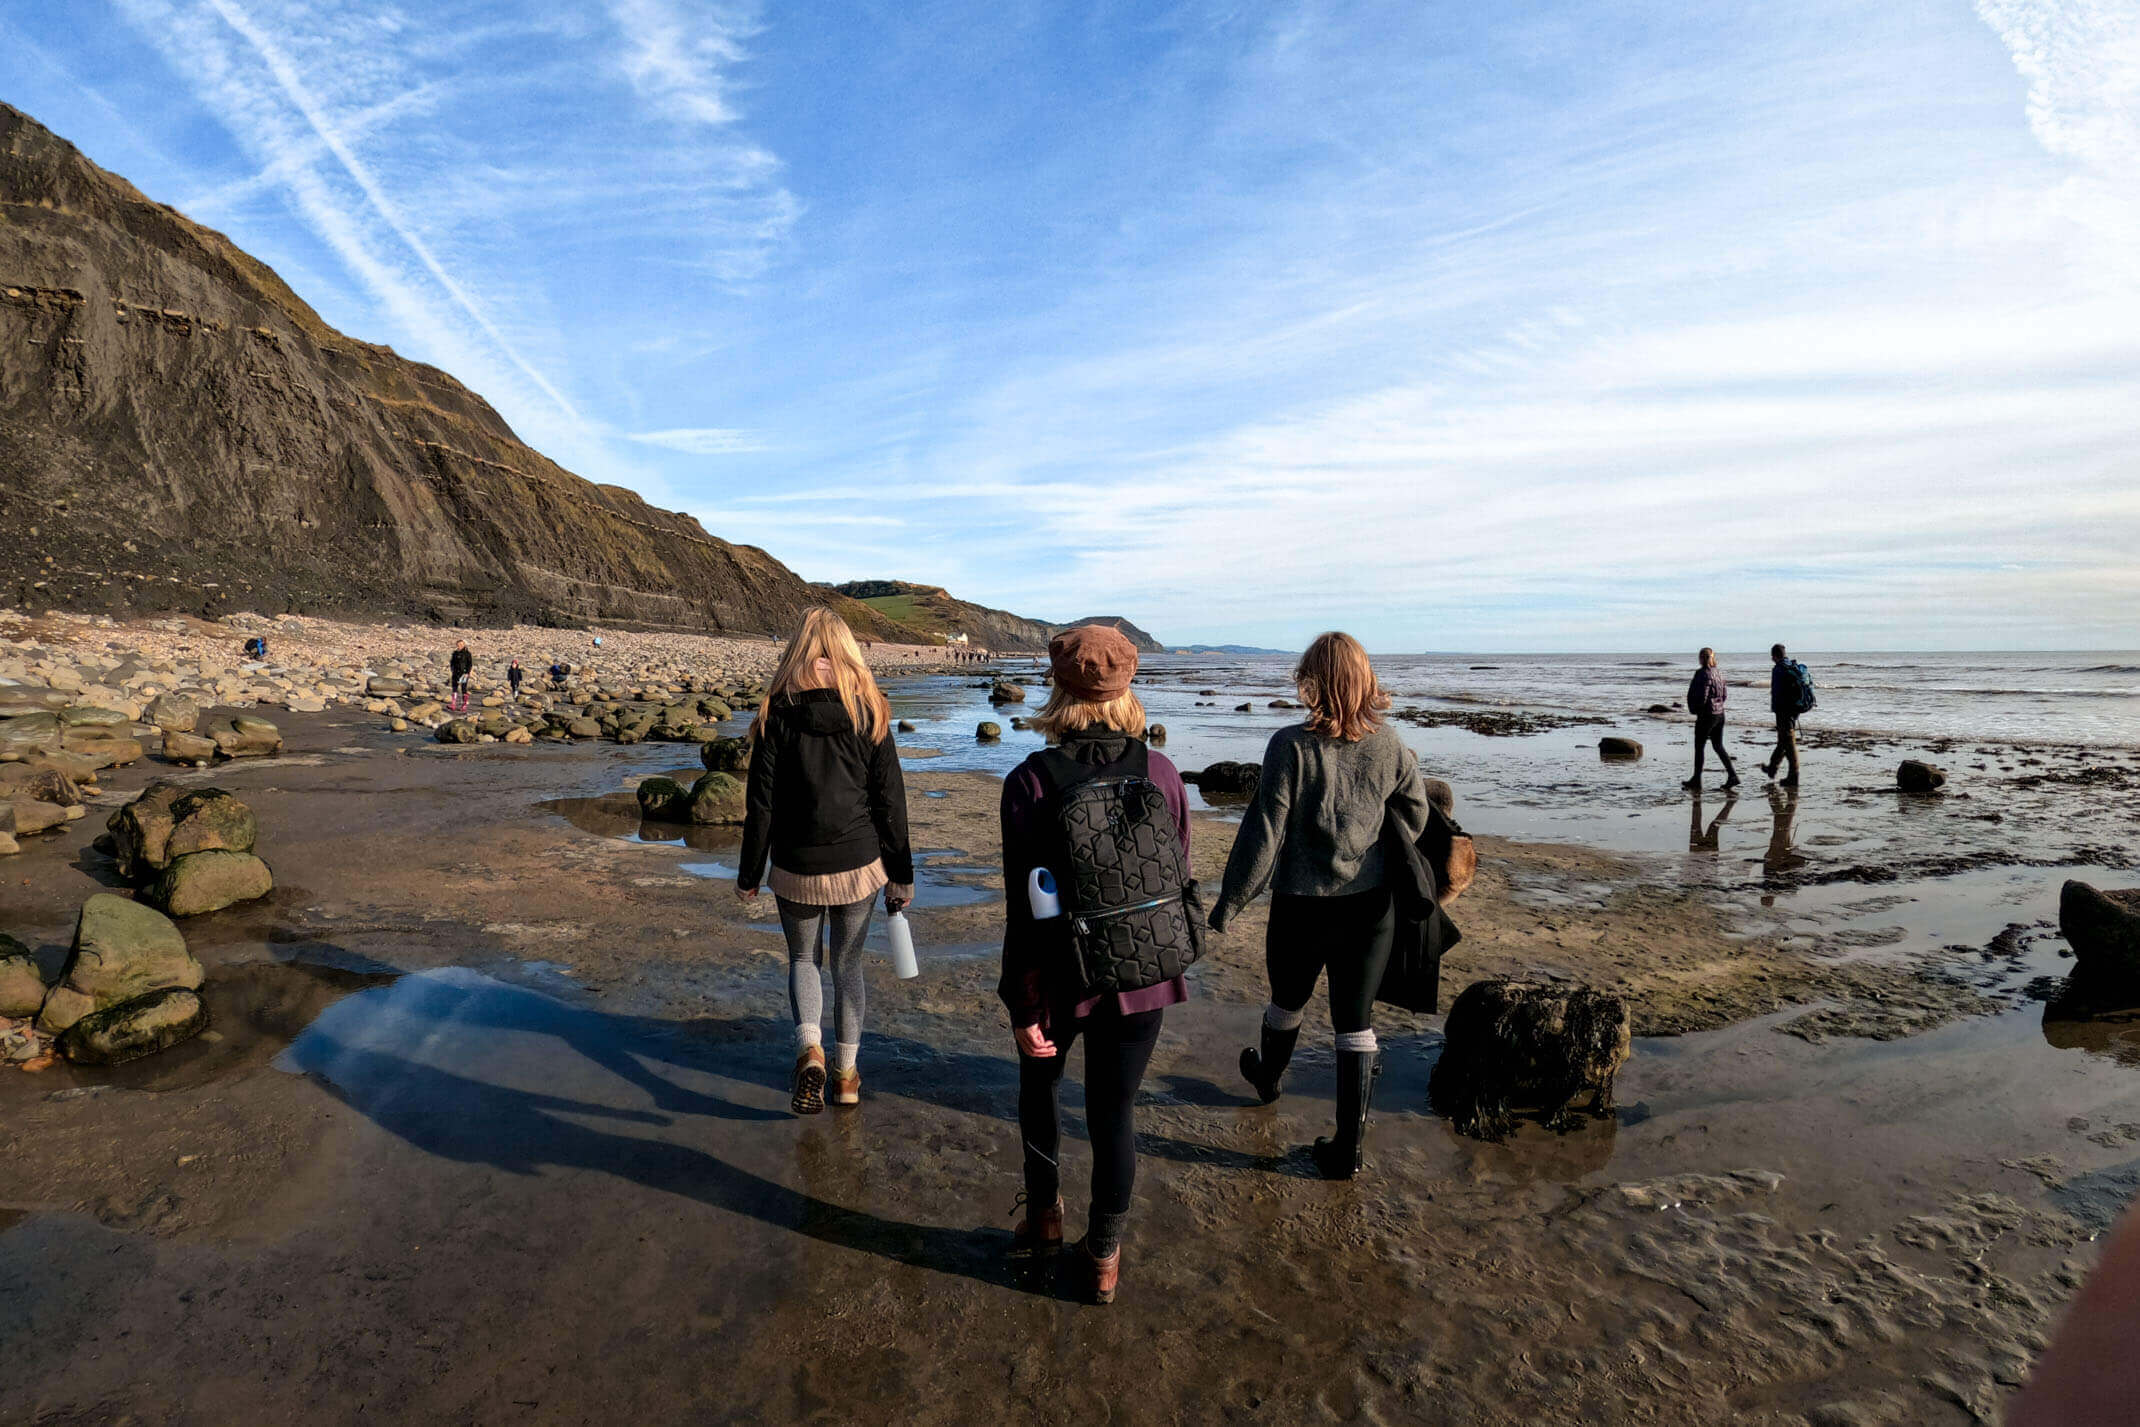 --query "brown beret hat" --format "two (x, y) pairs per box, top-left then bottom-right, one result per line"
(1048, 624), (1138, 700)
